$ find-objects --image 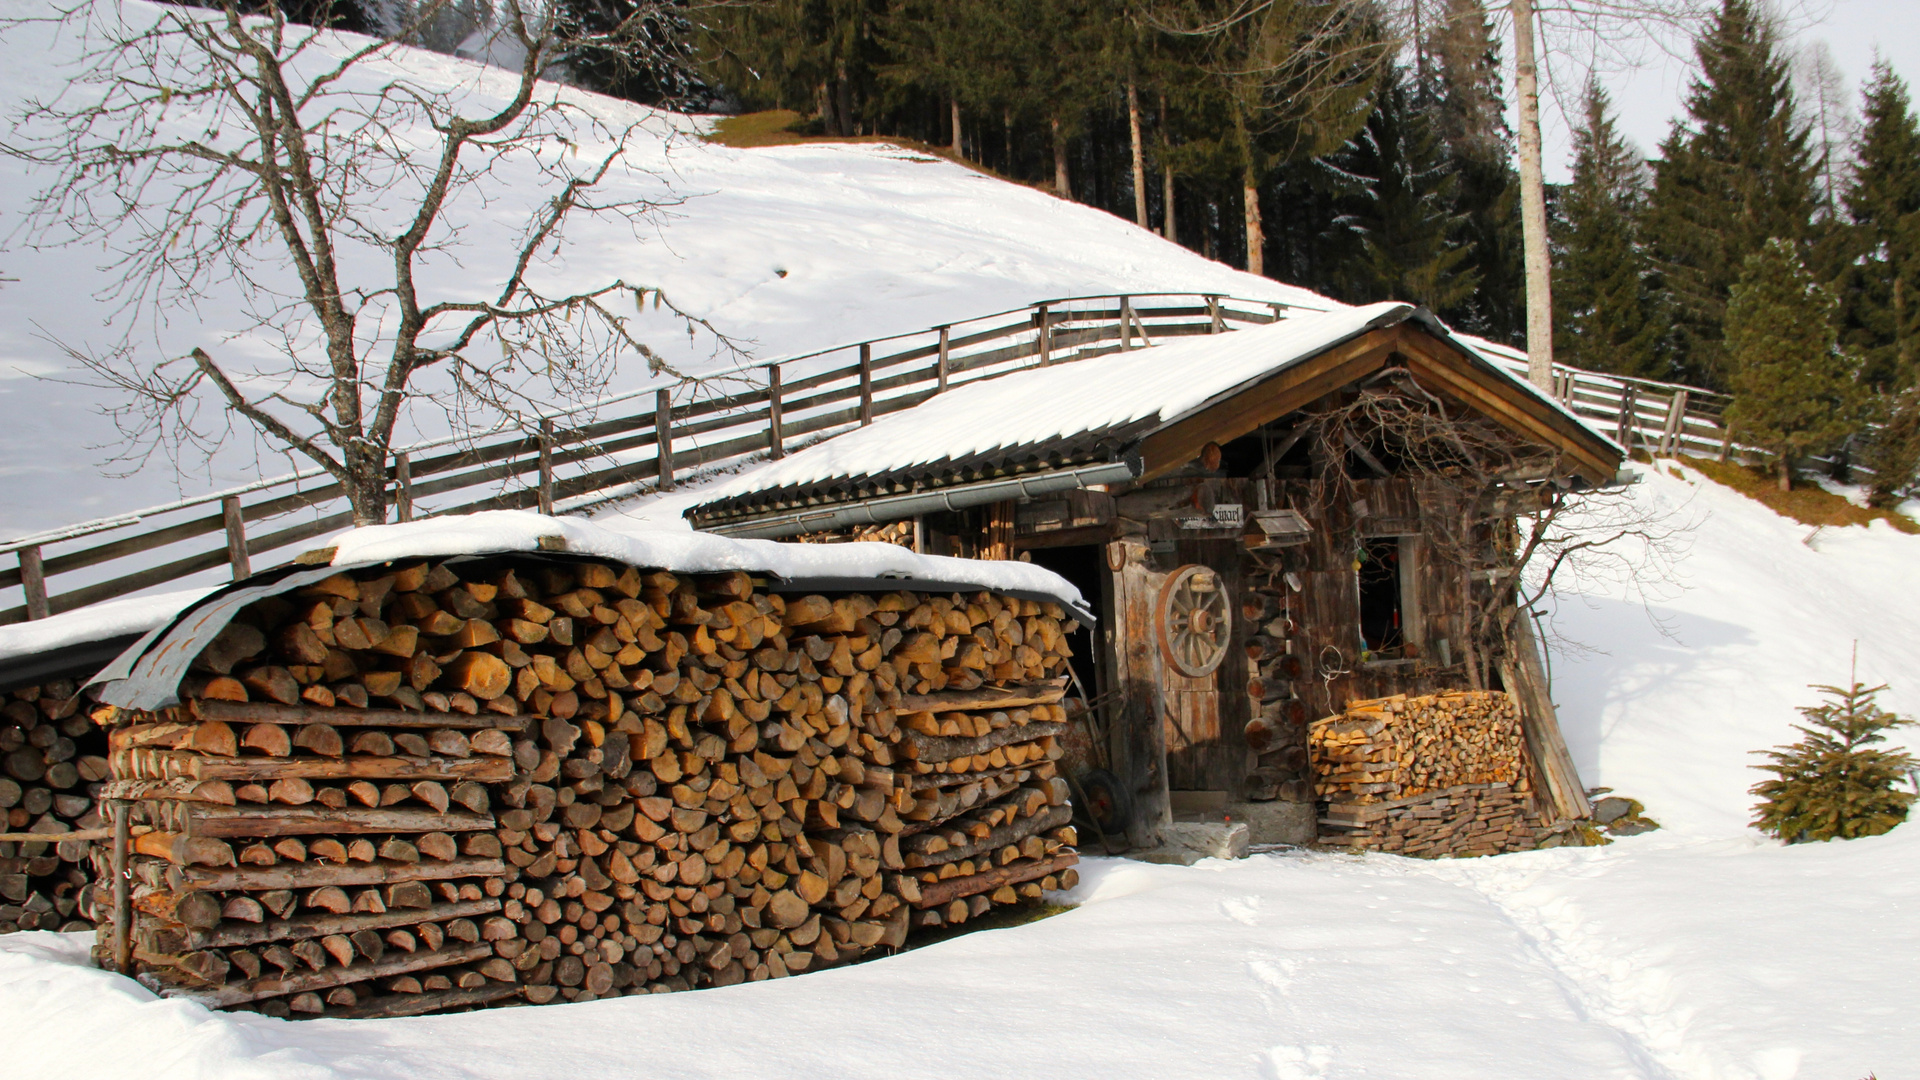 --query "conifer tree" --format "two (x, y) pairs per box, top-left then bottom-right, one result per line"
(1417, 0), (1522, 341)
(1553, 79), (1662, 378)
(1643, 0), (1821, 388)
(1722, 239), (1861, 491)
(1328, 65), (1476, 312)
(1751, 675), (1915, 843)
(1842, 61), (1920, 391)
(1857, 387), (1920, 508)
